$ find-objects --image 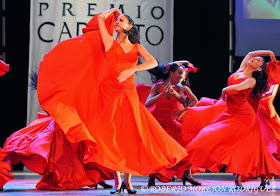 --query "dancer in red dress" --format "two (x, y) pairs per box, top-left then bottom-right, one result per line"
(140, 62), (201, 186)
(174, 62), (198, 120)
(36, 8), (187, 194)
(179, 66), (280, 160)
(186, 50), (280, 189)
(137, 61), (198, 120)
(258, 84), (280, 159)
(145, 62), (186, 146)
(179, 80), (280, 182)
